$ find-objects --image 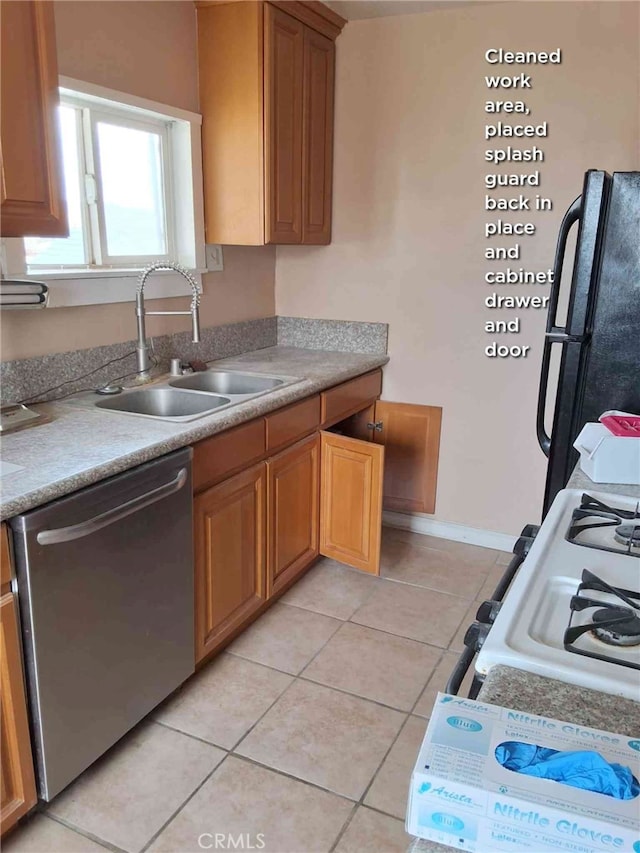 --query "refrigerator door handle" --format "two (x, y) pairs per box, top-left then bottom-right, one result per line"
(536, 195), (583, 457)
(545, 330), (584, 344)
